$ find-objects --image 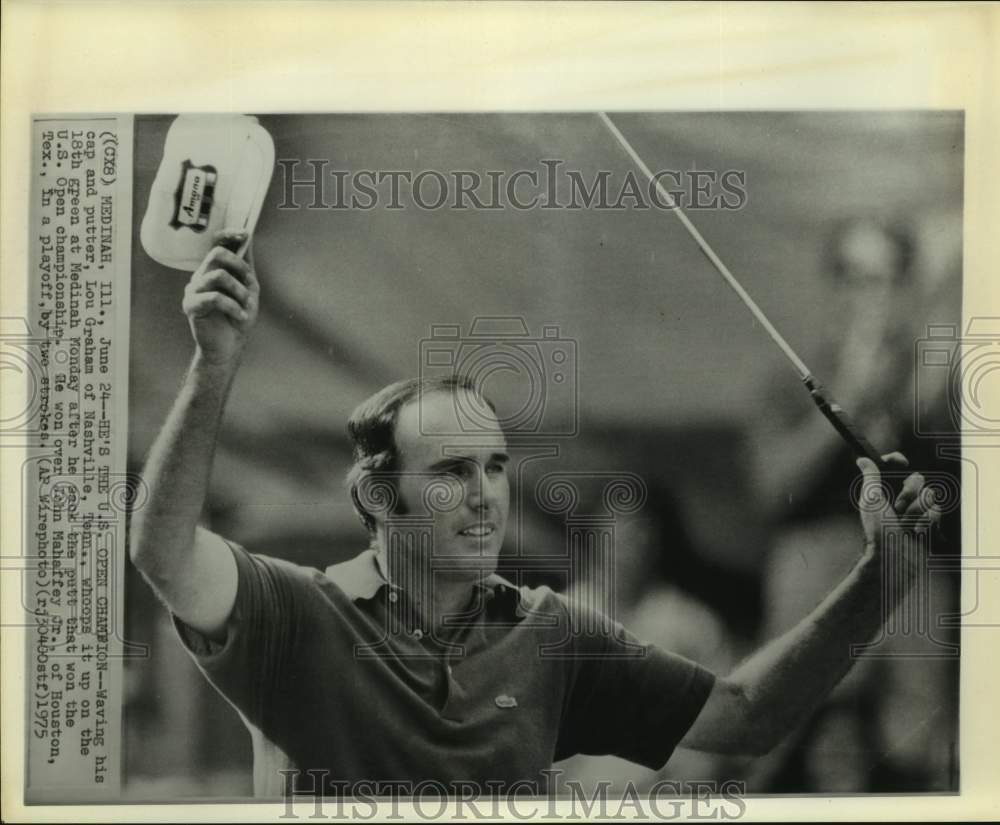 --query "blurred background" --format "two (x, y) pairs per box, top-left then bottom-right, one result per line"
(123, 113), (962, 797)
